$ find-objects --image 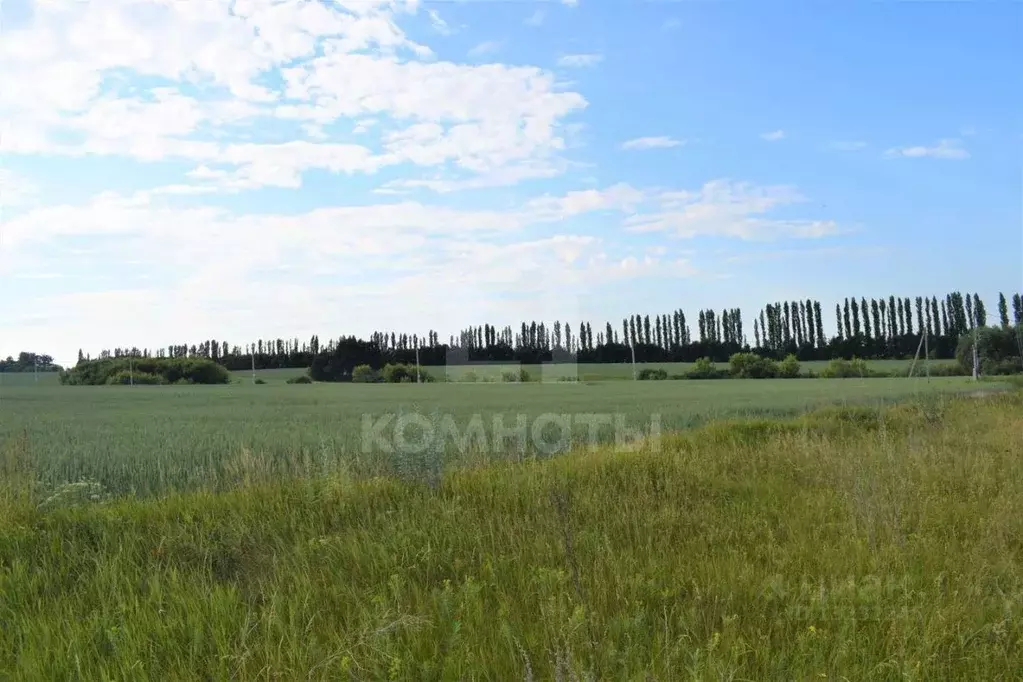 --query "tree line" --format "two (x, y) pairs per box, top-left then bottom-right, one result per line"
(72, 291), (1022, 379)
(0, 352), (62, 373)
